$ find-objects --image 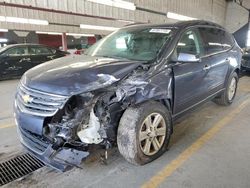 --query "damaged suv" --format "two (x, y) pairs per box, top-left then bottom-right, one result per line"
(14, 21), (241, 171)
